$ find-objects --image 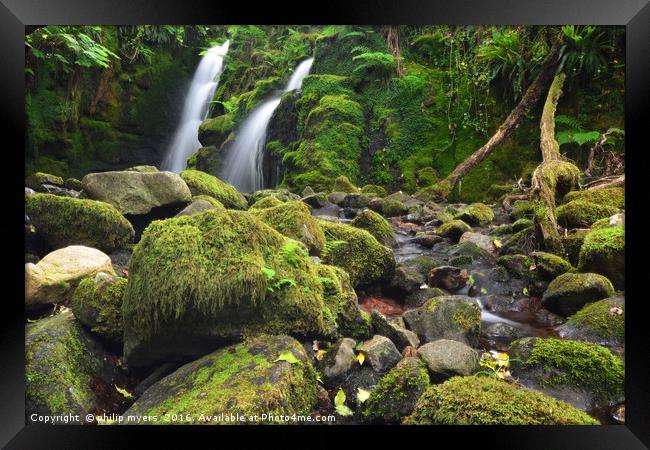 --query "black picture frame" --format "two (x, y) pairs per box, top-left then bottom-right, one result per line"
(2, 0), (648, 447)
